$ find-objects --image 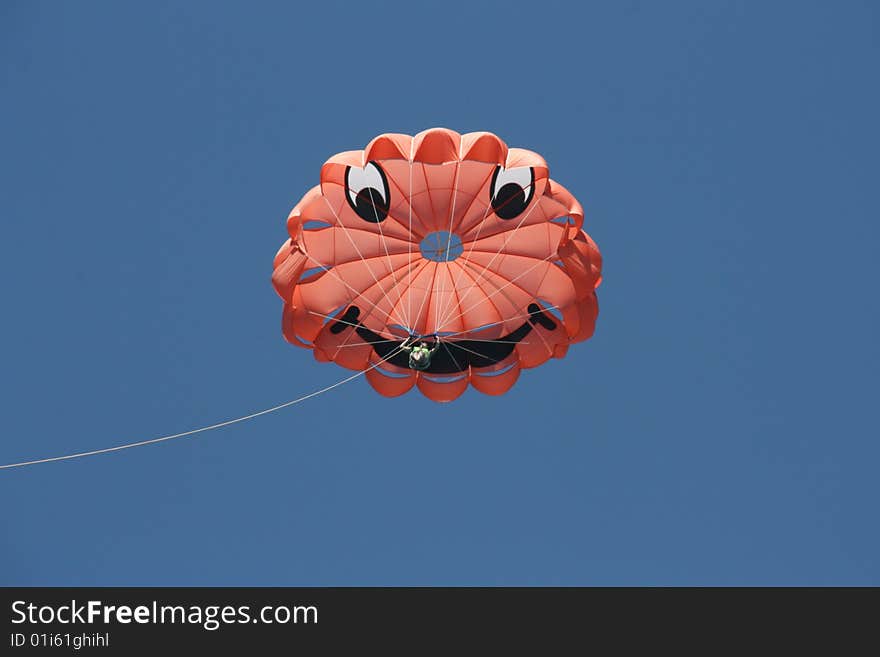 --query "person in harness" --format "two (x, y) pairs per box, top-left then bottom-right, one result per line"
(401, 335), (441, 371)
